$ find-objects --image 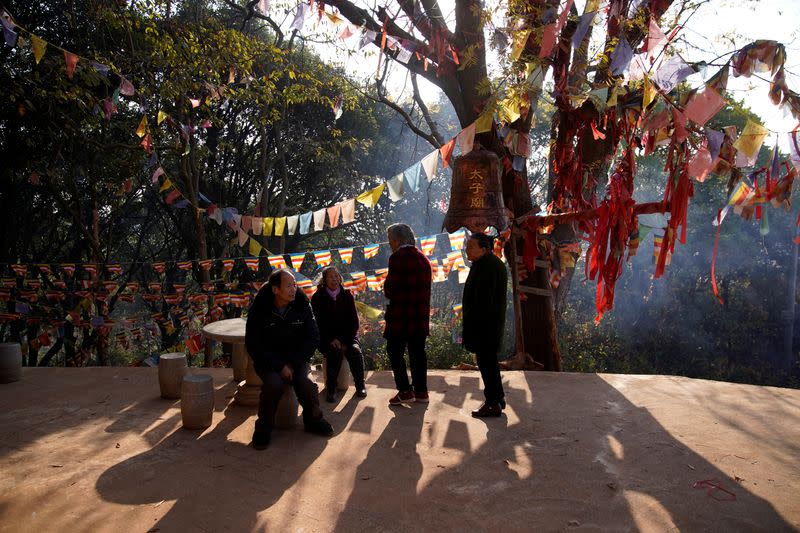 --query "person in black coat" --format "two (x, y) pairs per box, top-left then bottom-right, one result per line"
(311, 267), (366, 402)
(245, 269), (333, 449)
(462, 233), (509, 418)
